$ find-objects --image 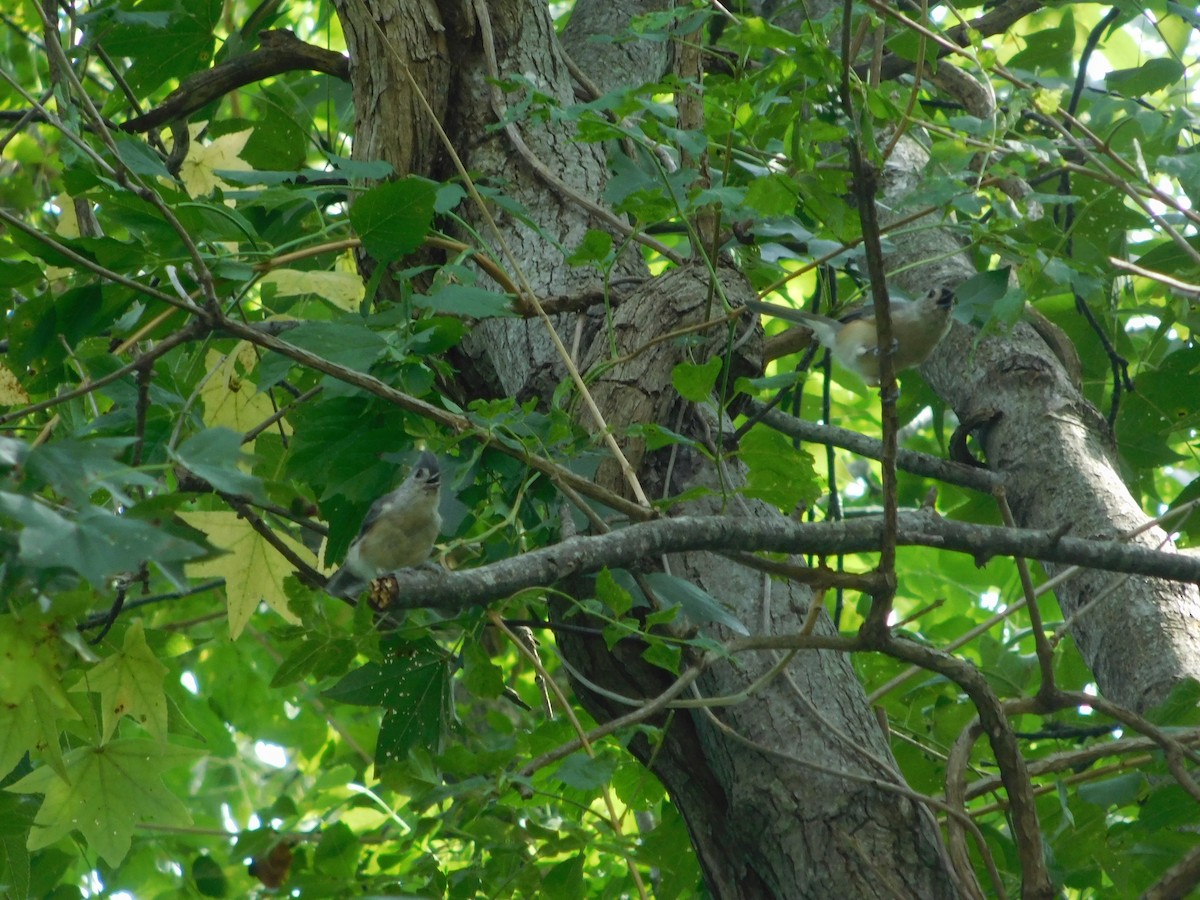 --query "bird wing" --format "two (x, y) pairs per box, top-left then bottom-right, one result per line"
(353, 492), (393, 542)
